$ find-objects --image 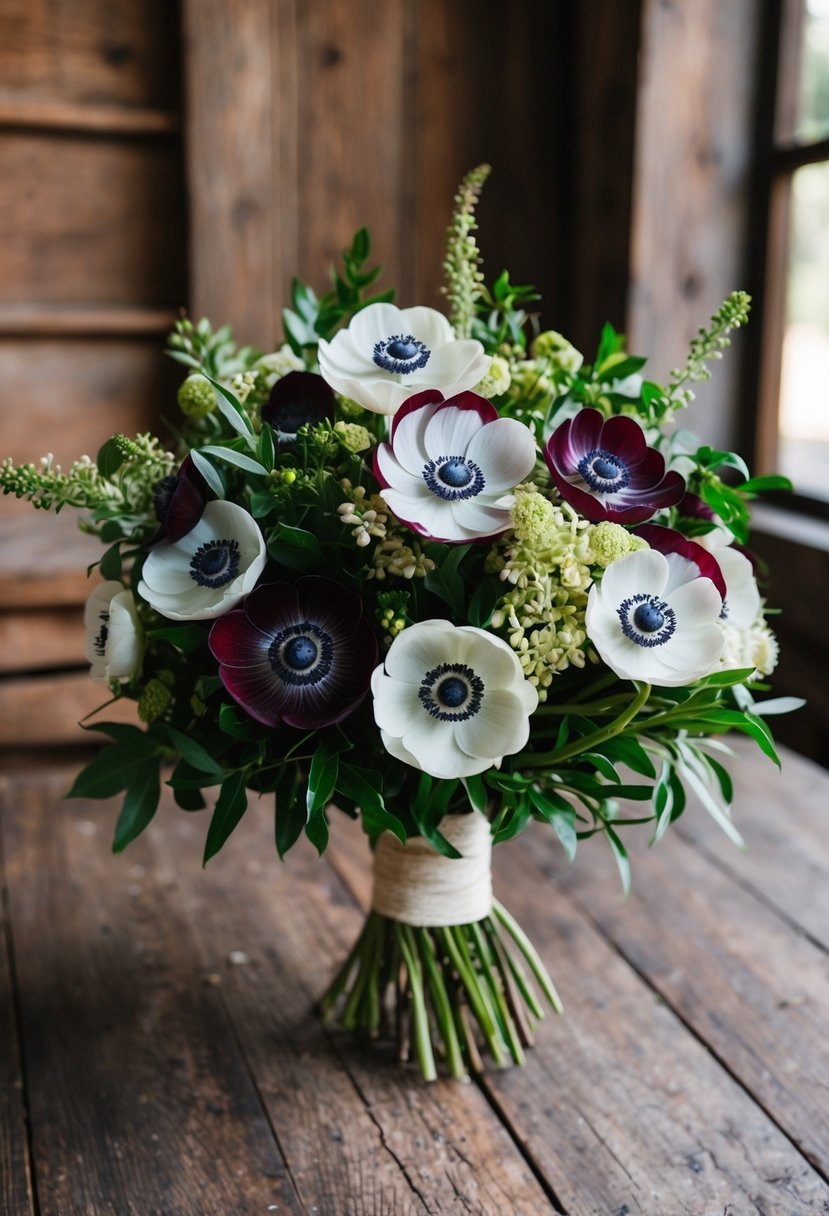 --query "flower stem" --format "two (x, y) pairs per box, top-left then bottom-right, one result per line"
(396, 923), (437, 1082)
(522, 681), (651, 768)
(492, 900), (563, 1014)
